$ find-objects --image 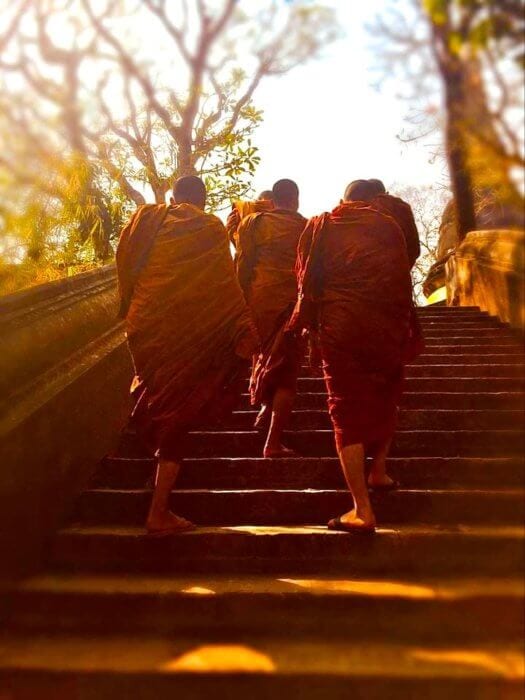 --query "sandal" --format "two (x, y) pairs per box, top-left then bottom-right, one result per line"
(327, 516), (376, 535)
